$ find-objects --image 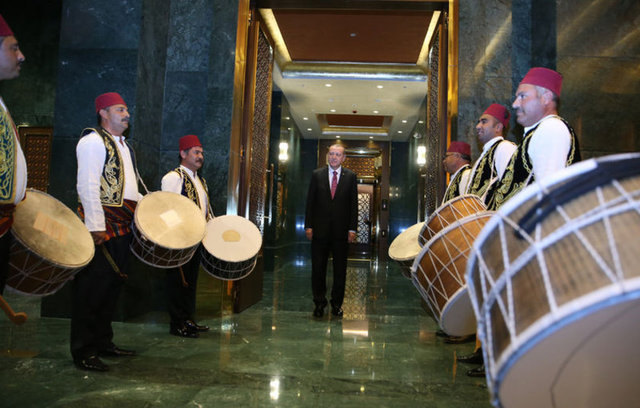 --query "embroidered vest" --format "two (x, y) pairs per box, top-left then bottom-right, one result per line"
(173, 167), (211, 220)
(467, 139), (512, 198)
(0, 100), (19, 205)
(81, 127), (138, 207)
(486, 116), (580, 210)
(442, 164), (470, 204)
